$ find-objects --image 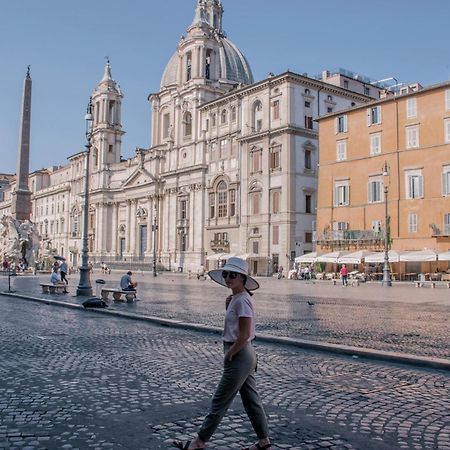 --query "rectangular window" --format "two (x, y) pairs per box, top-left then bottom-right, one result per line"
(272, 225), (279, 245)
(252, 193), (260, 214)
(372, 220), (381, 233)
(211, 142), (217, 160)
(304, 149), (312, 169)
(272, 100), (280, 120)
(230, 189), (236, 217)
(304, 116), (313, 129)
(406, 126), (420, 149)
(336, 115), (347, 133)
(445, 213), (450, 234)
(251, 150), (261, 173)
(334, 182), (350, 206)
(305, 194), (312, 213)
(405, 170), (423, 199)
(271, 190), (280, 214)
(368, 177), (383, 203)
(407, 98), (417, 119)
(444, 119), (450, 143)
(367, 106), (382, 125)
(163, 113), (170, 139)
(336, 140), (347, 161)
(408, 213), (418, 233)
(209, 193), (215, 218)
(252, 240), (259, 254)
(442, 167), (450, 196)
(220, 139), (228, 159)
(270, 146), (281, 170)
(446, 89), (450, 111)
(364, 86), (370, 96)
(179, 199), (187, 220)
(304, 101), (311, 108)
(370, 133), (381, 155)
(343, 80), (349, 89)
(108, 144), (113, 153)
(231, 107), (237, 122)
(305, 232), (313, 243)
